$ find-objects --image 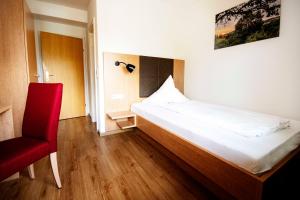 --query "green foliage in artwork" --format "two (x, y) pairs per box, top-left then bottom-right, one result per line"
(215, 17), (280, 49)
(215, 0), (281, 49)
